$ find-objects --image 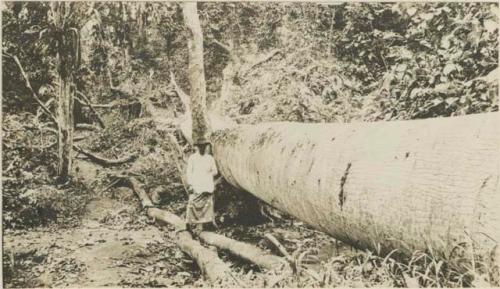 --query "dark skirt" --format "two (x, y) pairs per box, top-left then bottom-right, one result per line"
(186, 191), (214, 224)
